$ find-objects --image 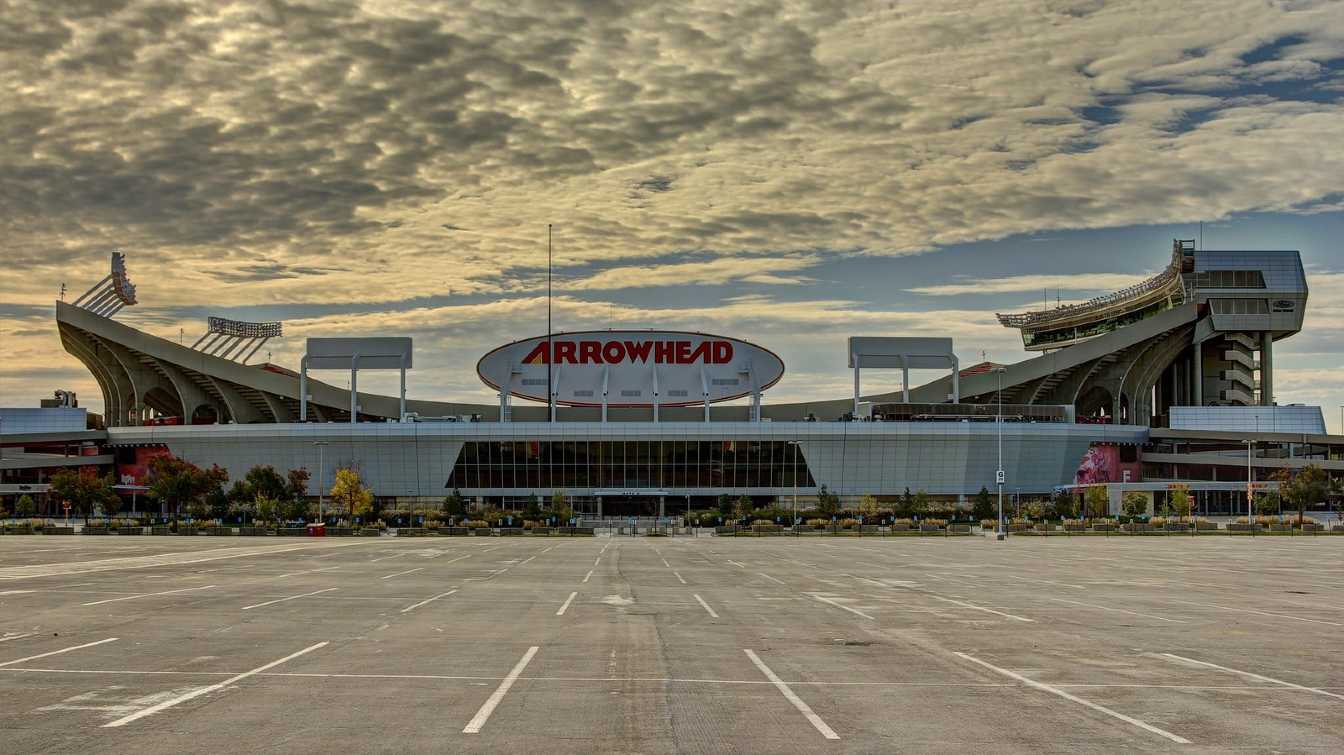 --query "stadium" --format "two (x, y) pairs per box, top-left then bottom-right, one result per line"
(4, 240), (1340, 519)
